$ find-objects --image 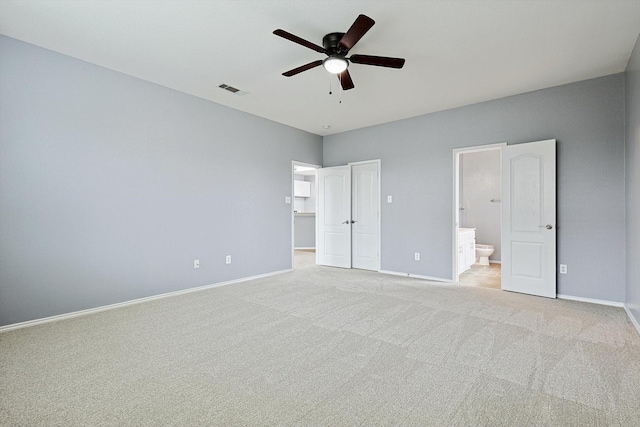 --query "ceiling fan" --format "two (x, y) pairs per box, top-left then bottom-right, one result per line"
(273, 14), (405, 91)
